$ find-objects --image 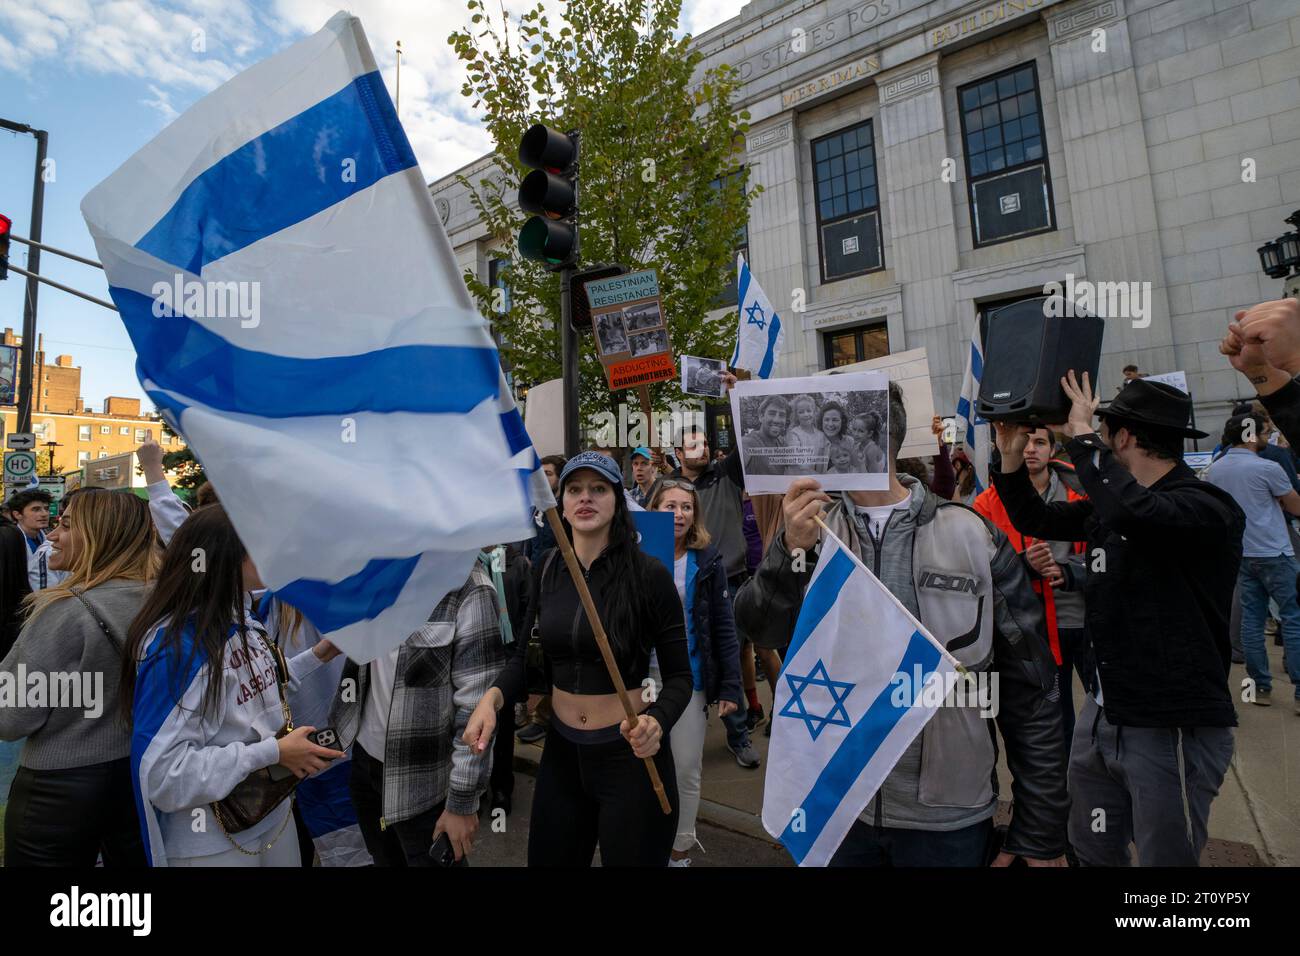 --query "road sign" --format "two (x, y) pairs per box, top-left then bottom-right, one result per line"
(6, 432), (35, 450)
(4, 450), (36, 482)
(39, 475), (66, 516)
